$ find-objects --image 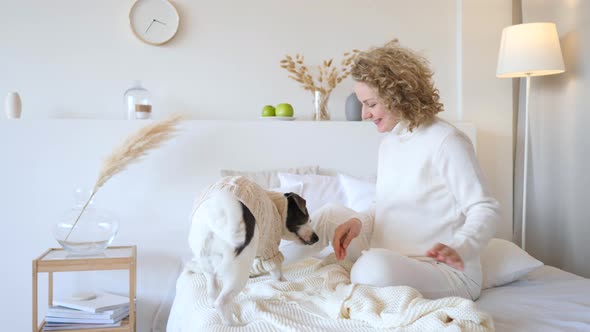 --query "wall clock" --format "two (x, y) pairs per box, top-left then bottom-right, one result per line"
(129, 0), (180, 46)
